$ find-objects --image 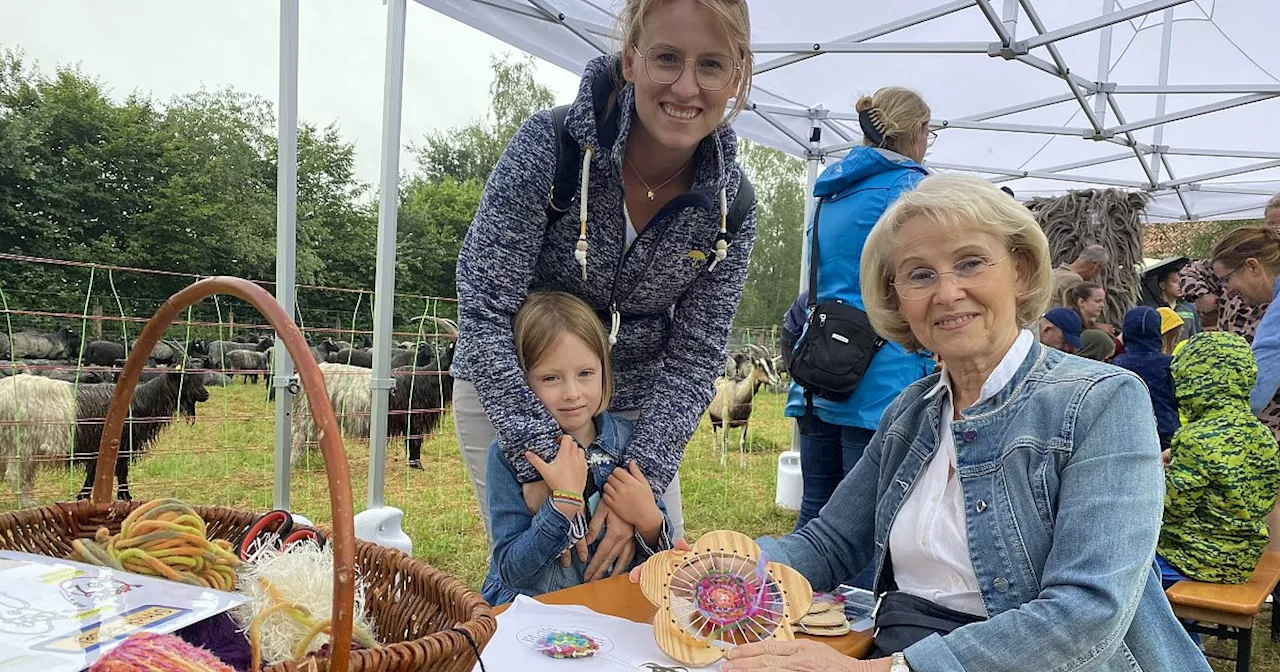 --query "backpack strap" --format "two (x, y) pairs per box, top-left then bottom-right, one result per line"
(546, 104), (579, 225)
(725, 172), (754, 239)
